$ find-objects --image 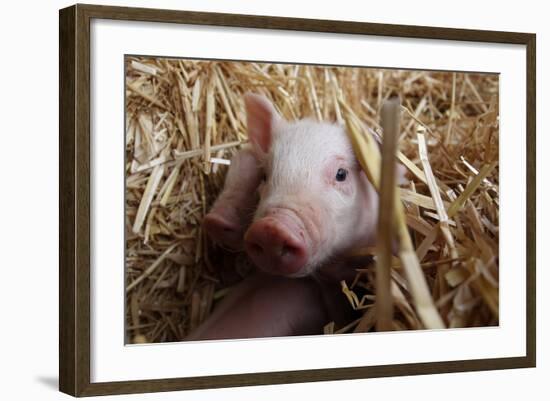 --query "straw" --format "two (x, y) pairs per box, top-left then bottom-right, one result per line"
(125, 56), (499, 342)
(375, 98), (400, 331)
